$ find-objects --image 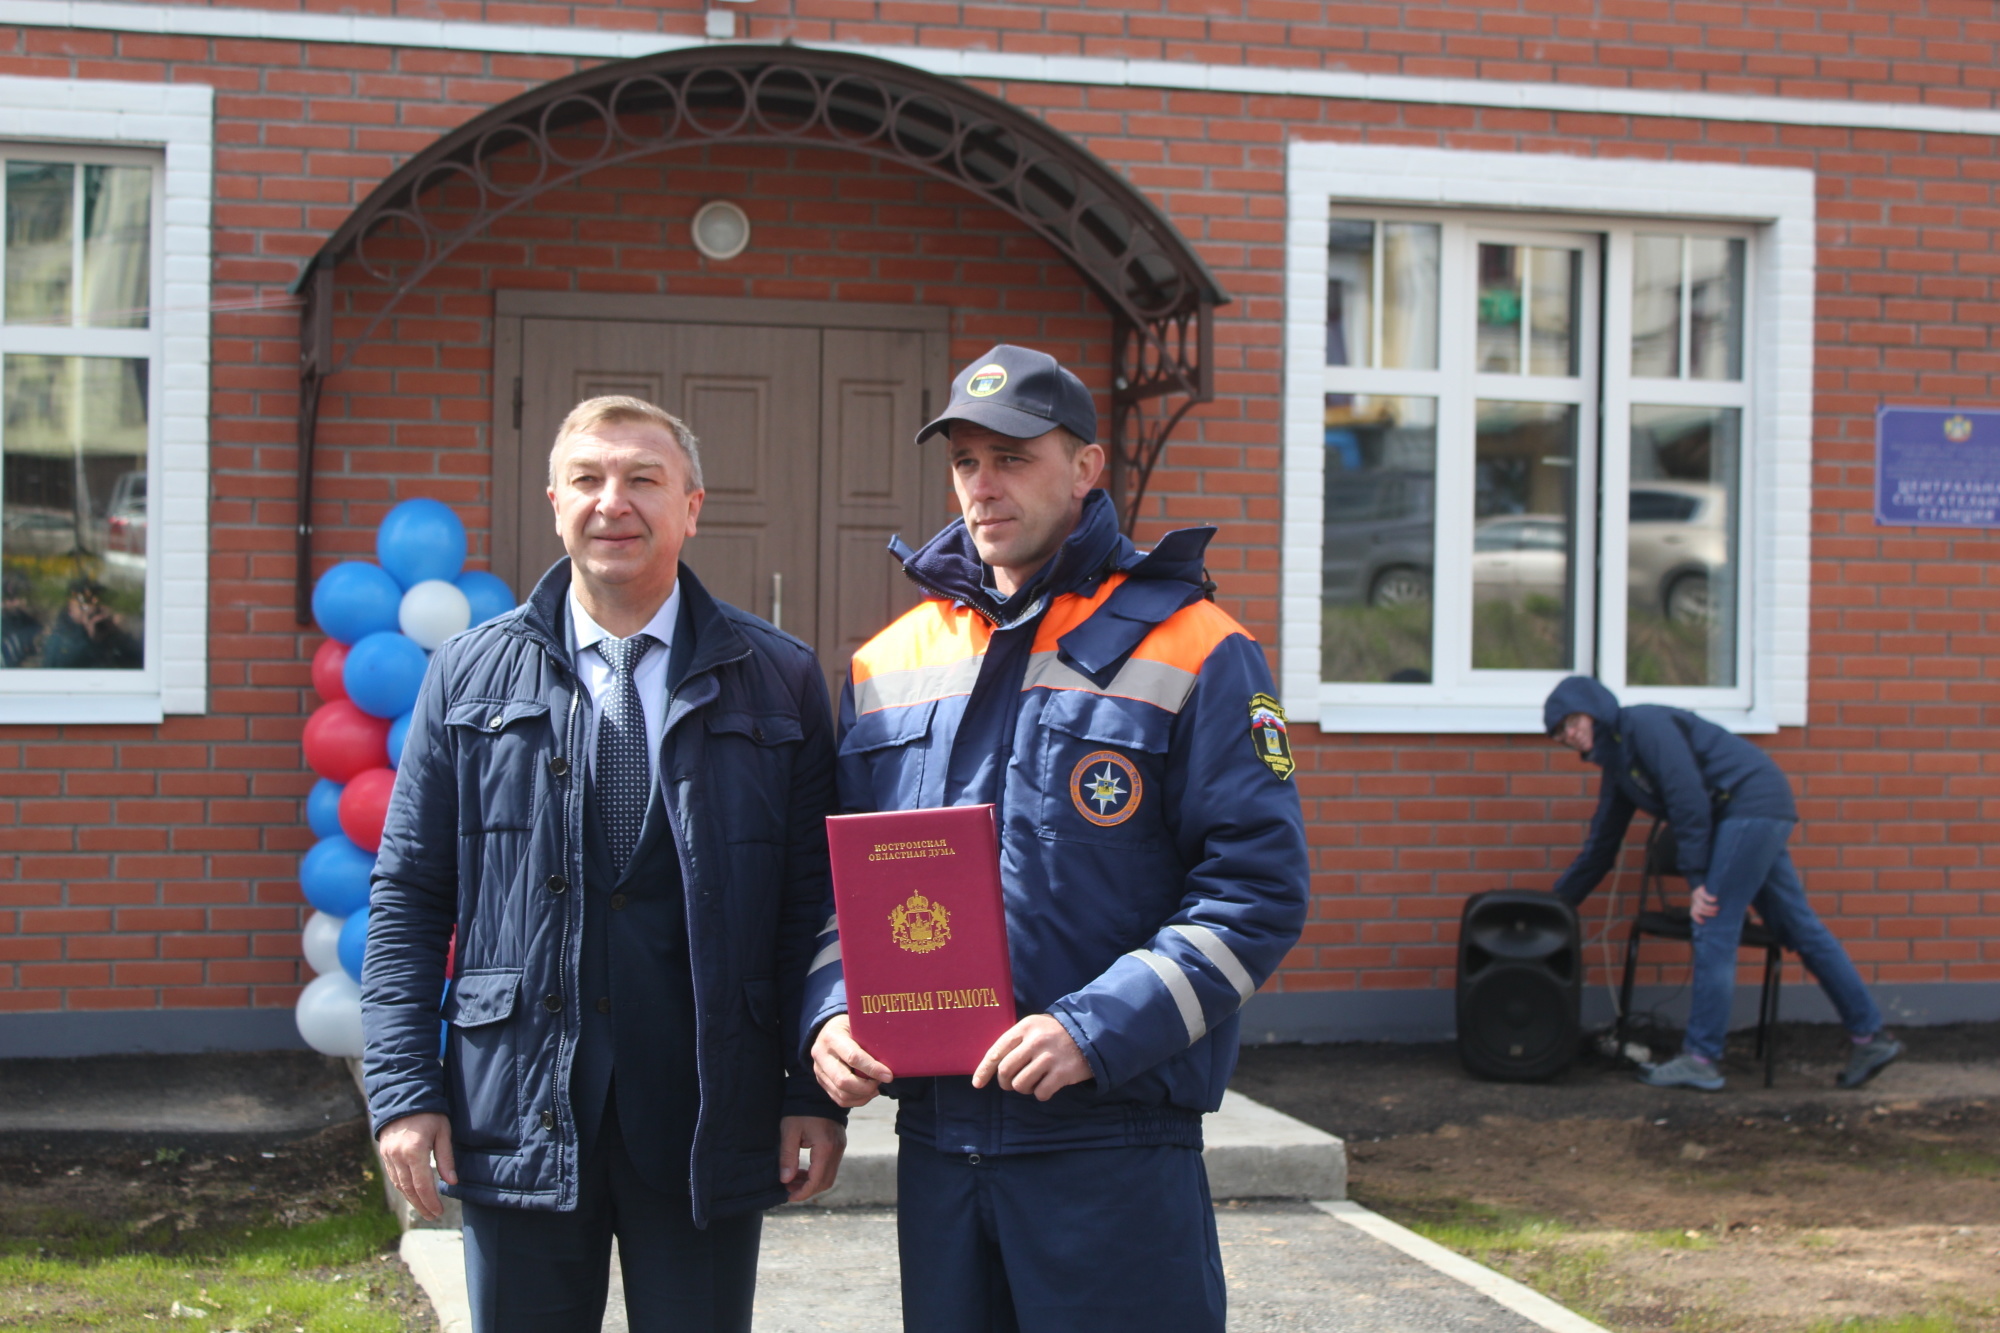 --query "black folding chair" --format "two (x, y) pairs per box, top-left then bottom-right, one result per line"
(1616, 820), (1784, 1088)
